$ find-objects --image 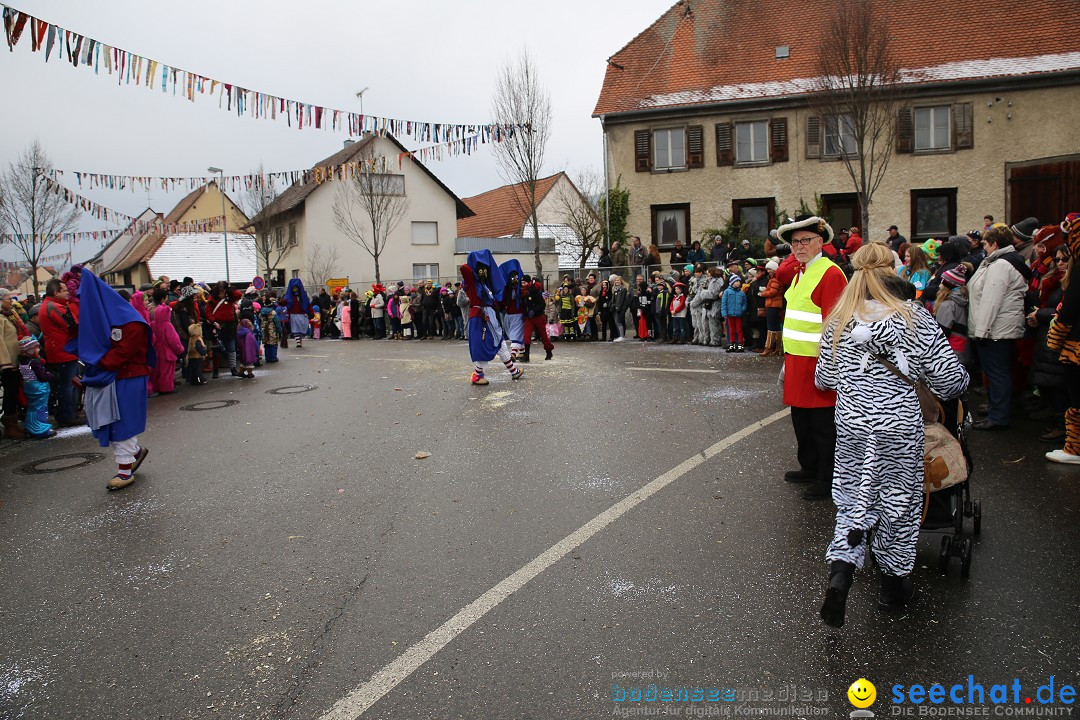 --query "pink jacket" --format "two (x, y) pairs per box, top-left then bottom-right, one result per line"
(151, 304), (185, 361)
